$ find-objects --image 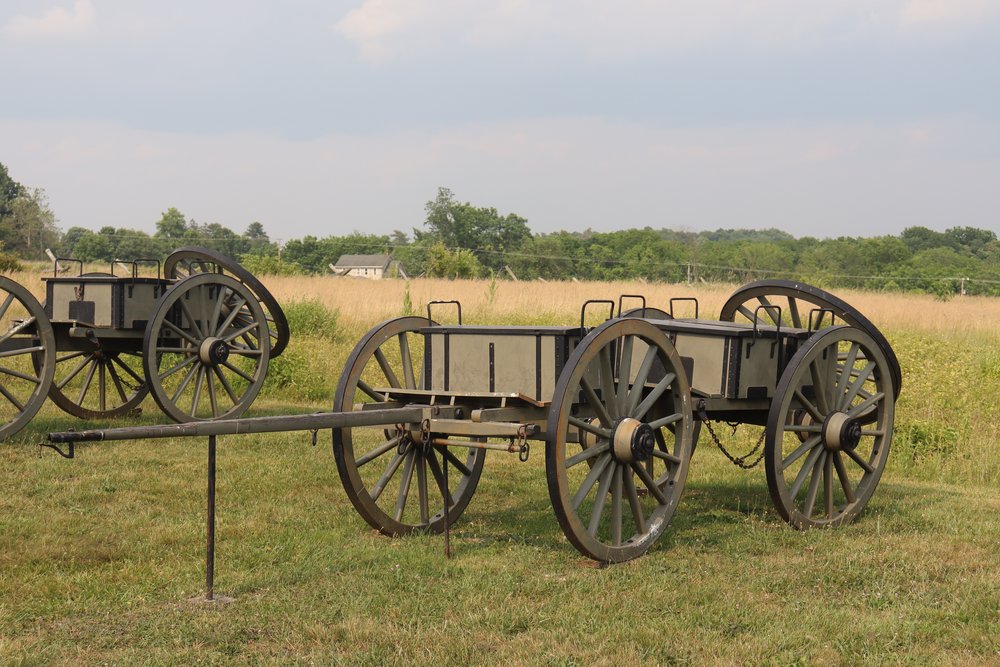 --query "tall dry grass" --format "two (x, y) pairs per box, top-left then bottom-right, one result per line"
(264, 274), (1000, 337)
(10, 264), (1000, 337)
